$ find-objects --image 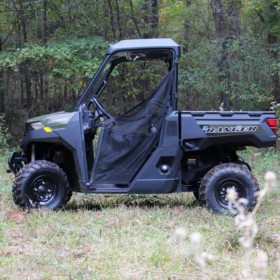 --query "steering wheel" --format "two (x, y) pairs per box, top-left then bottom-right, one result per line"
(90, 97), (112, 119)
